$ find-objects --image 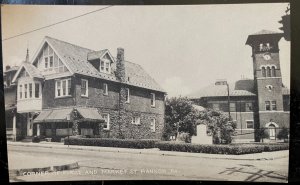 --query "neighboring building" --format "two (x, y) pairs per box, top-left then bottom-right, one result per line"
(10, 36), (165, 141)
(3, 65), (19, 141)
(188, 30), (290, 142)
